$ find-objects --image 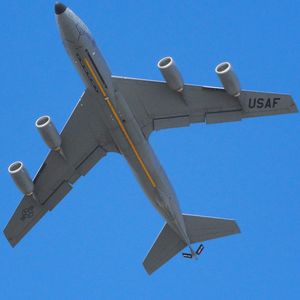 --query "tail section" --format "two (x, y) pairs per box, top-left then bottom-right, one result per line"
(143, 223), (187, 275)
(143, 214), (240, 275)
(182, 214), (240, 244)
